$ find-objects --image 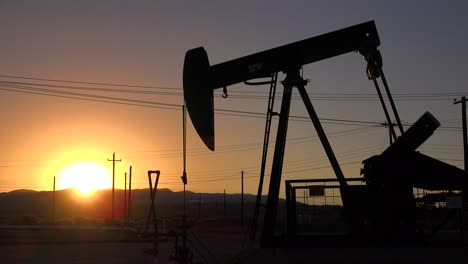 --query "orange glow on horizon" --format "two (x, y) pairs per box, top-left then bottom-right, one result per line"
(57, 162), (111, 196)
